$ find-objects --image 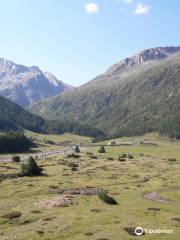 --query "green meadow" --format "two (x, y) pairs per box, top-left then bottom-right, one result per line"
(0, 133), (180, 240)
